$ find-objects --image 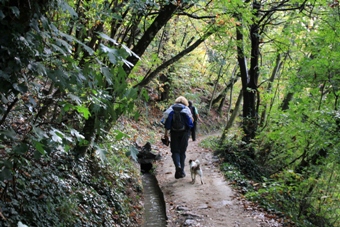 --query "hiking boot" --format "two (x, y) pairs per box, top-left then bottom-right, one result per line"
(181, 171), (186, 178)
(175, 166), (182, 179)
